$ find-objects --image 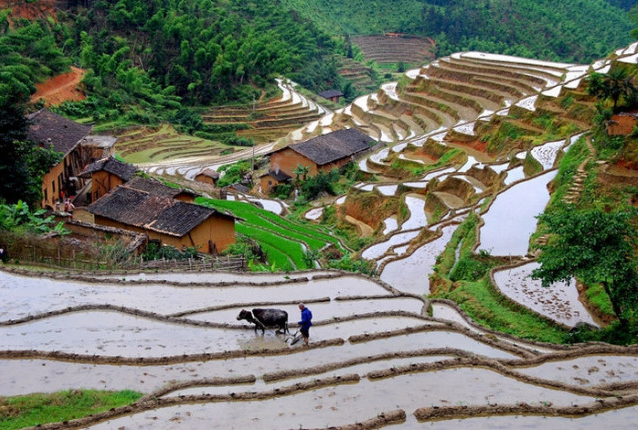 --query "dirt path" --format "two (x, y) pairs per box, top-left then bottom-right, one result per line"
(30, 66), (86, 107)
